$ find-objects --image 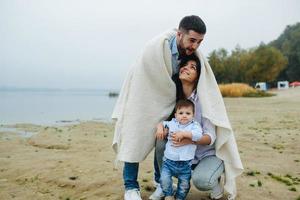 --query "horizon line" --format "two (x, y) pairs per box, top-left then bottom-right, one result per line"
(0, 86), (120, 91)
